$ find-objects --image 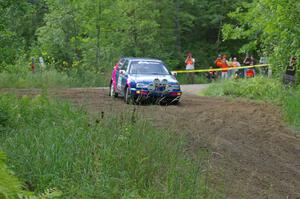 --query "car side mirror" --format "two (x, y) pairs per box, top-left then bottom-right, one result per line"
(120, 70), (125, 75)
(171, 71), (177, 77)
